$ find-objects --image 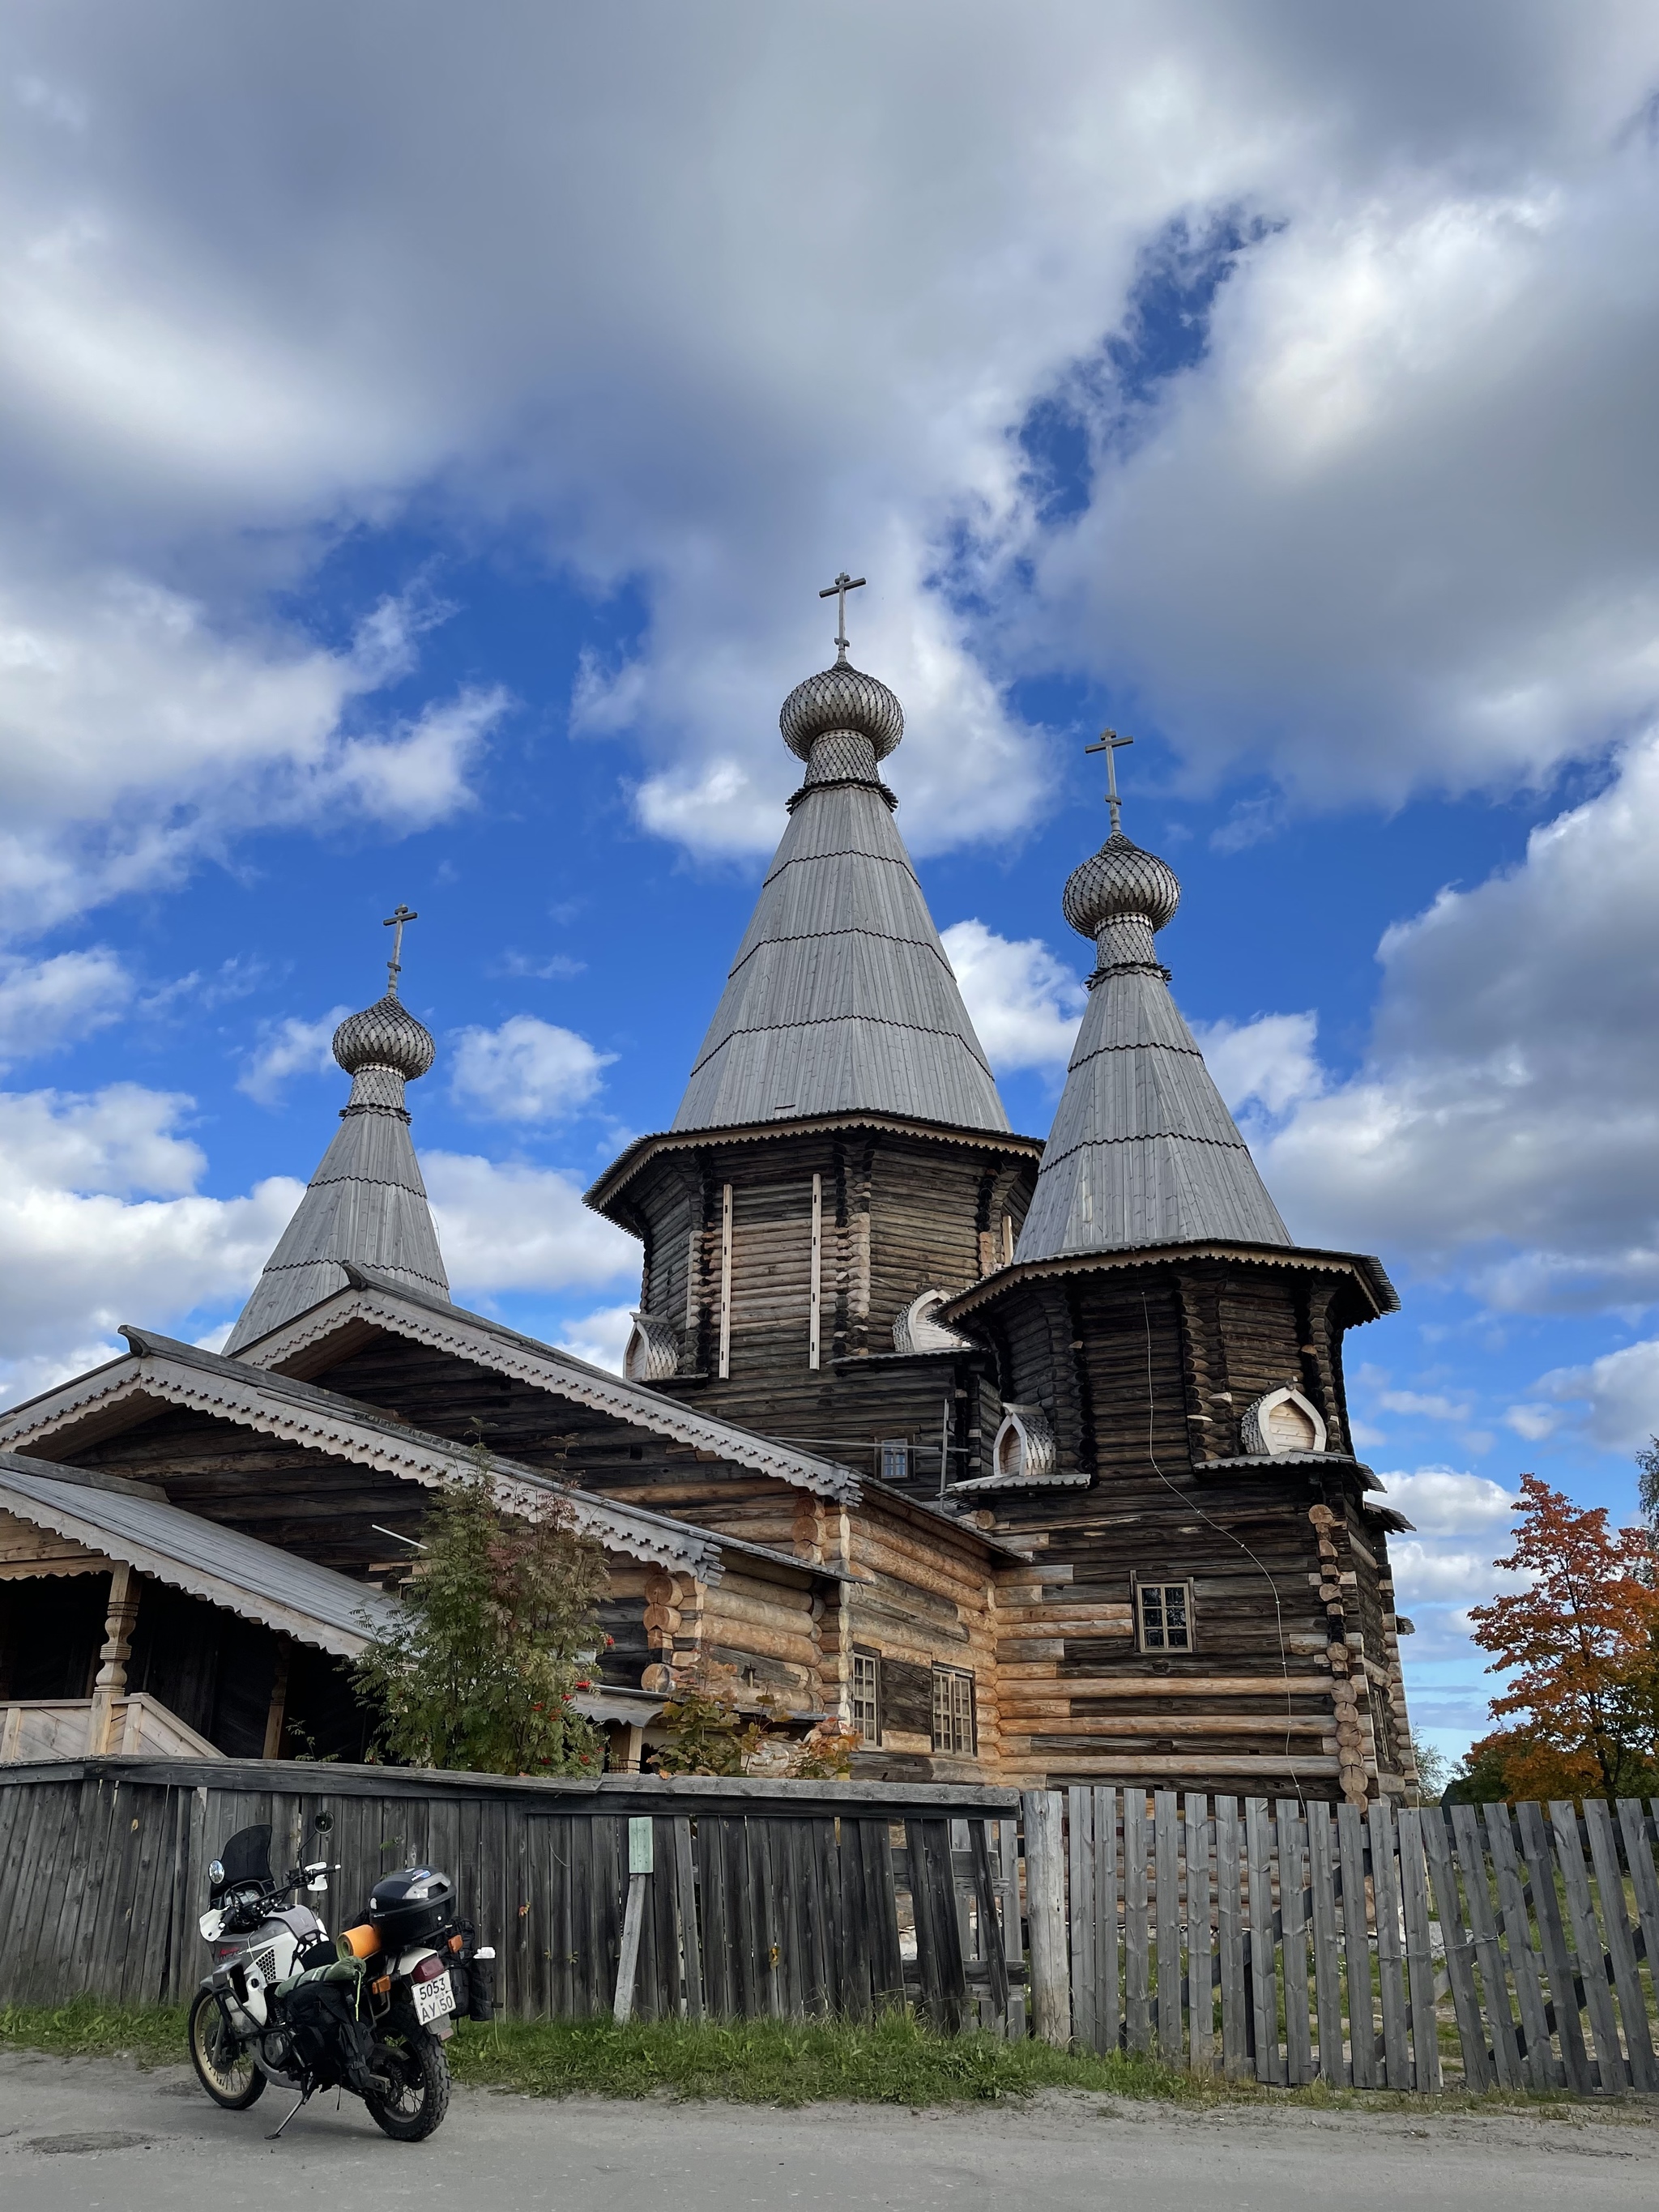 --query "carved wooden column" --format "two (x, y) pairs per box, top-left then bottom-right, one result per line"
(87, 1561), (139, 1754)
